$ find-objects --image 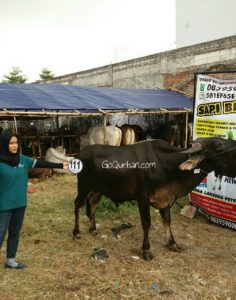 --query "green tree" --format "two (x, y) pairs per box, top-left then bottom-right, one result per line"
(2, 67), (27, 83)
(39, 68), (55, 81)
